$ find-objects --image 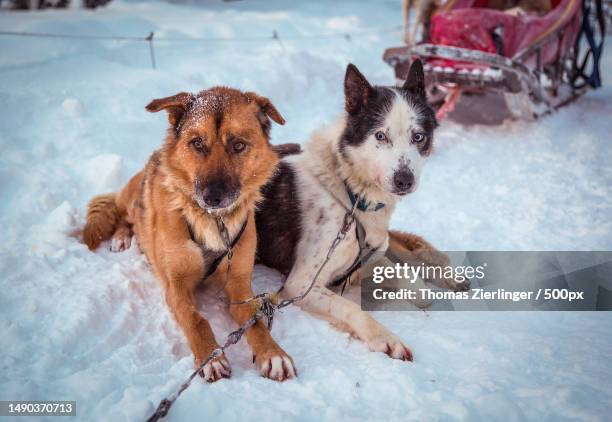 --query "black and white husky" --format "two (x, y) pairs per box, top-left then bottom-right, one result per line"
(256, 60), (468, 361)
